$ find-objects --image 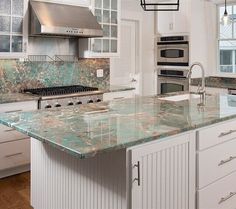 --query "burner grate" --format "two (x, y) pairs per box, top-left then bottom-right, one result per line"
(24, 85), (99, 96)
